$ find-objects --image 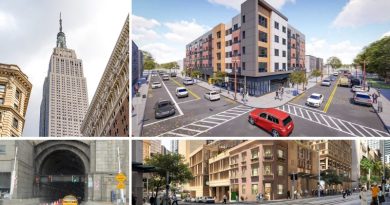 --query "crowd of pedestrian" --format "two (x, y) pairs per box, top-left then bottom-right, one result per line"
(275, 87), (284, 101)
